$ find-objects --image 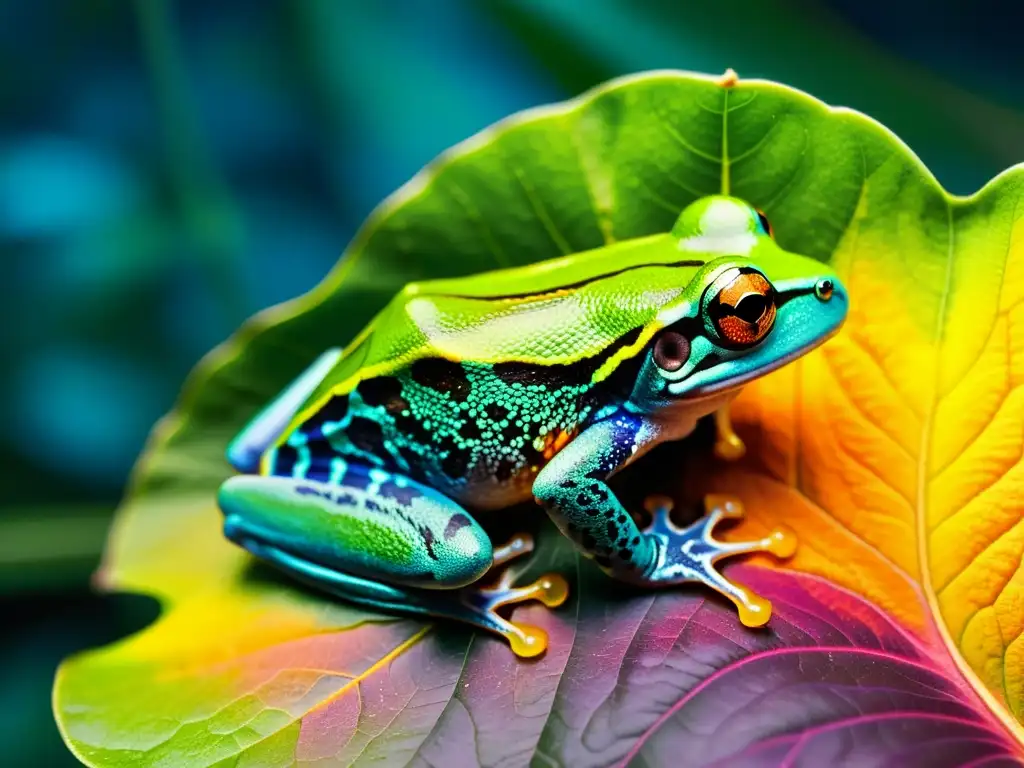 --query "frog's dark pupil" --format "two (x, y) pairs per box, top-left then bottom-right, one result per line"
(653, 331), (690, 372)
(734, 293), (768, 324)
